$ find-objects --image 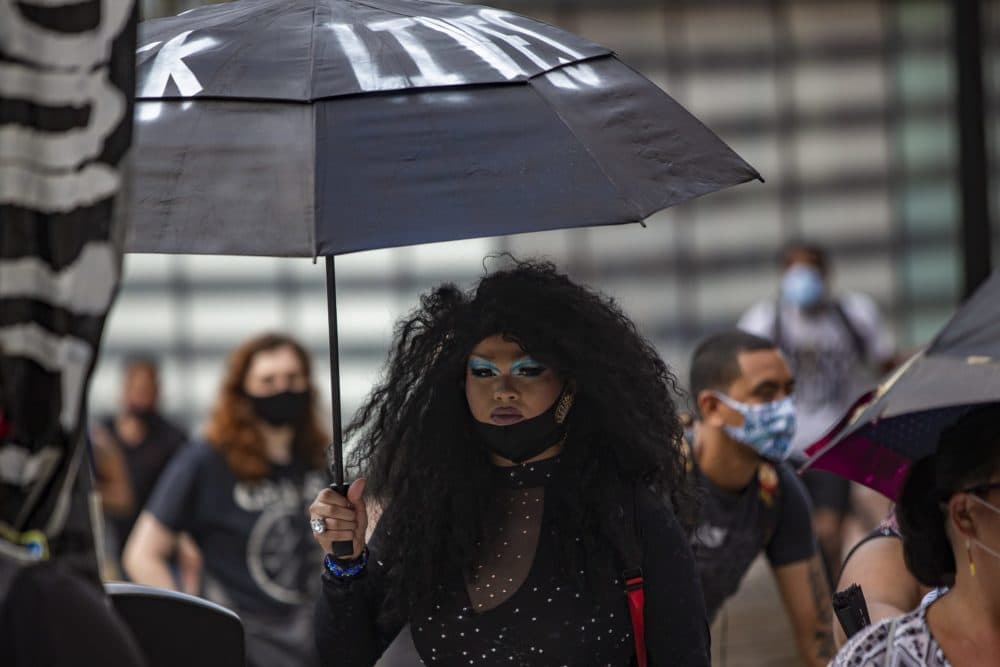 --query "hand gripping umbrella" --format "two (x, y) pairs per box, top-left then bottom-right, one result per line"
(801, 269), (1000, 500)
(127, 0), (760, 553)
